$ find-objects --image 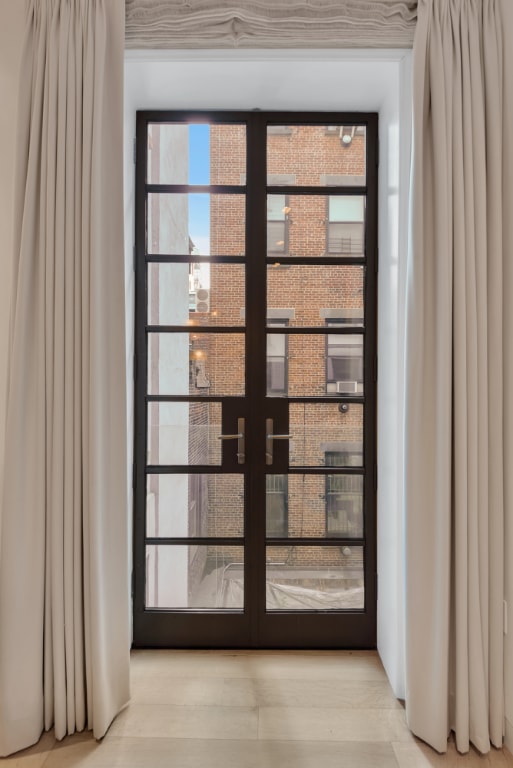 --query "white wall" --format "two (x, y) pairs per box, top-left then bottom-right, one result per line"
(124, 49), (412, 696)
(0, 0), (24, 540)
